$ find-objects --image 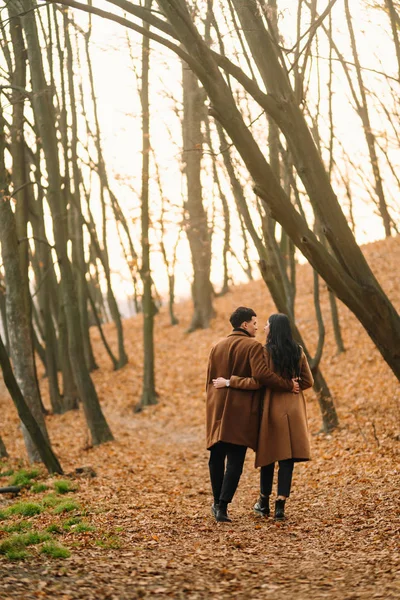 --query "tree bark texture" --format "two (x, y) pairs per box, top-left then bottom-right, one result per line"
(137, 1), (158, 410)
(182, 62), (215, 331)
